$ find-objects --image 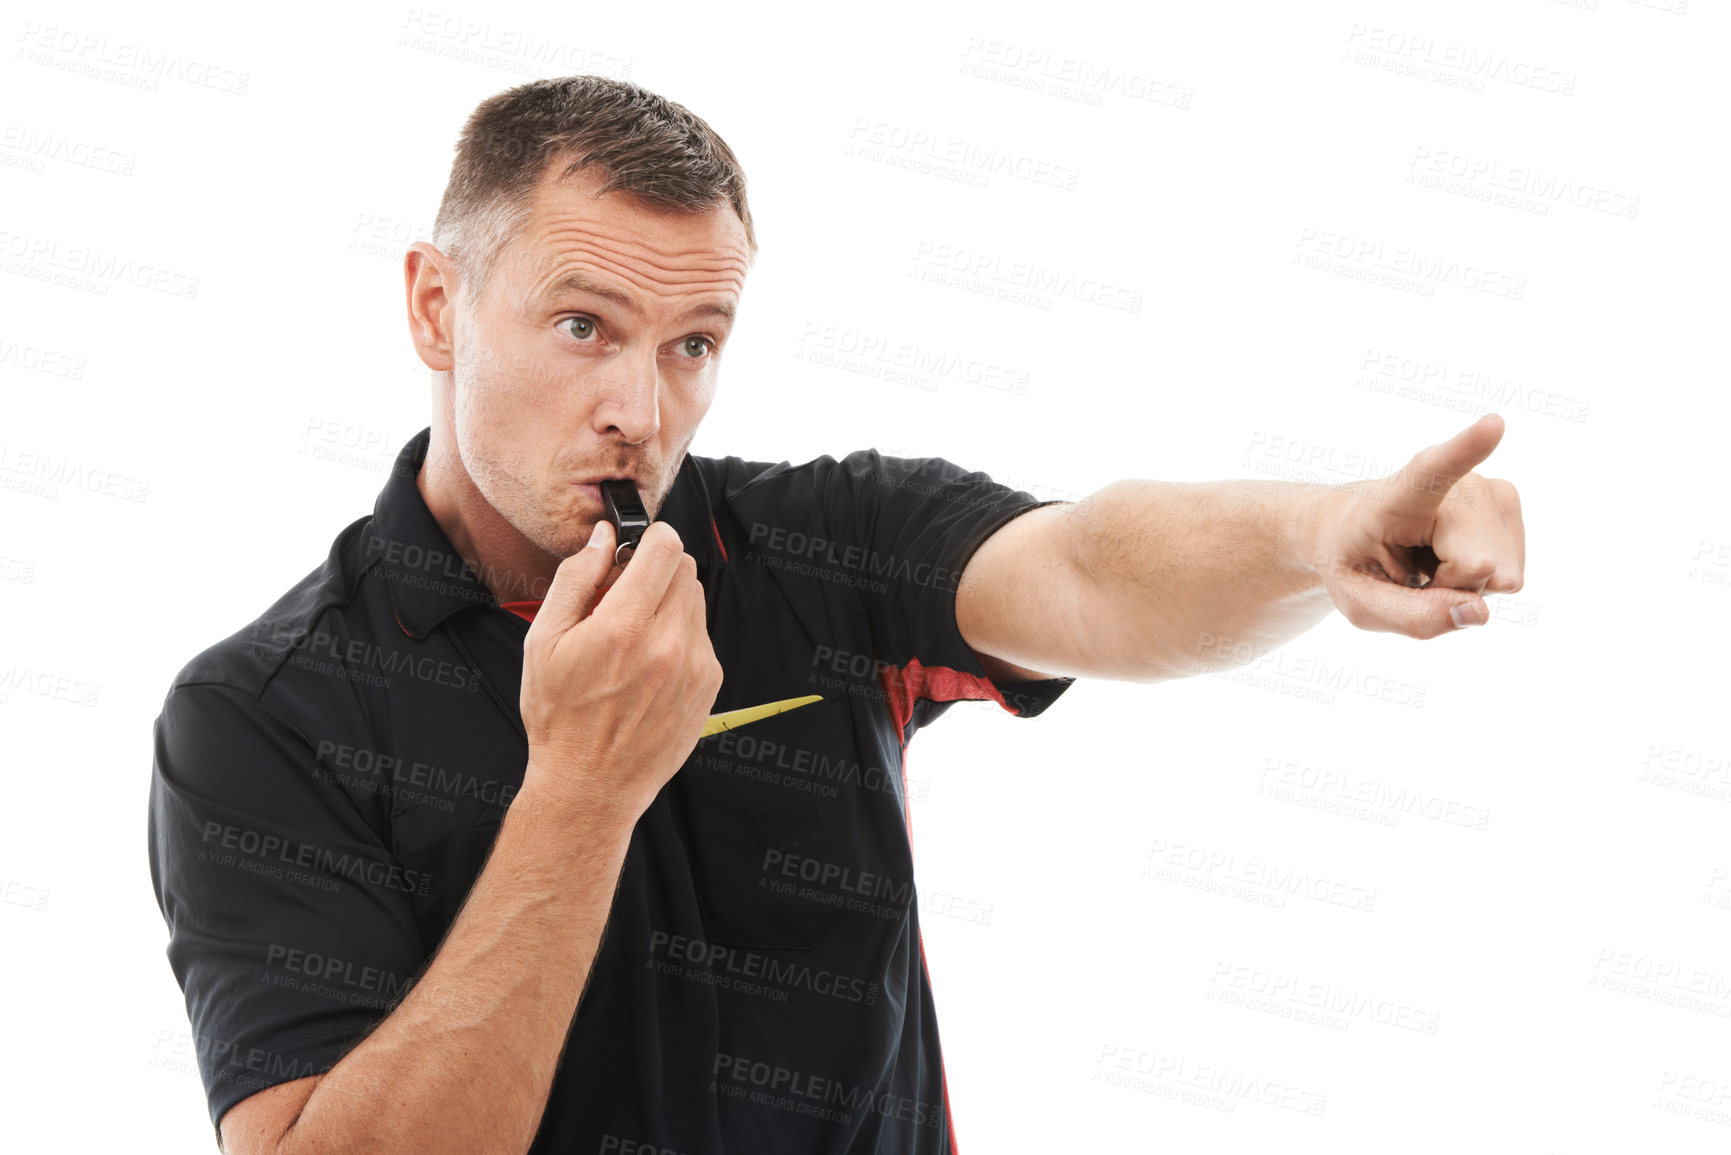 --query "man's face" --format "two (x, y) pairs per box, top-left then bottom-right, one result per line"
(444, 163), (750, 562)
